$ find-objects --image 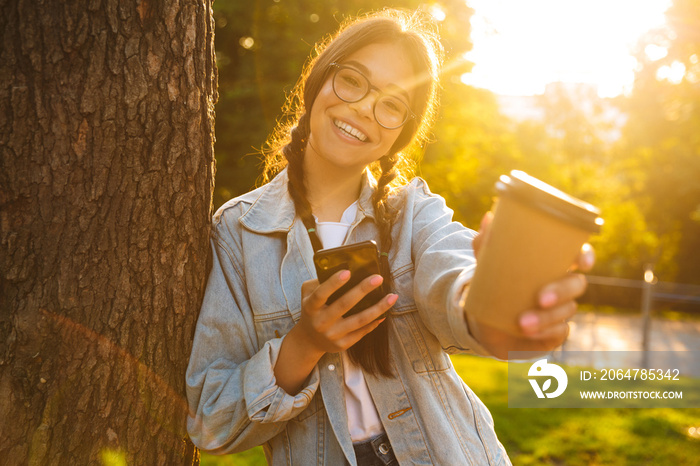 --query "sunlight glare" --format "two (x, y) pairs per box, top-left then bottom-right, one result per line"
(656, 61), (686, 84)
(464, 0), (672, 97)
(101, 449), (127, 466)
(429, 4), (447, 22)
(239, 36), (255, 50)
(645, 44), (668, 61)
